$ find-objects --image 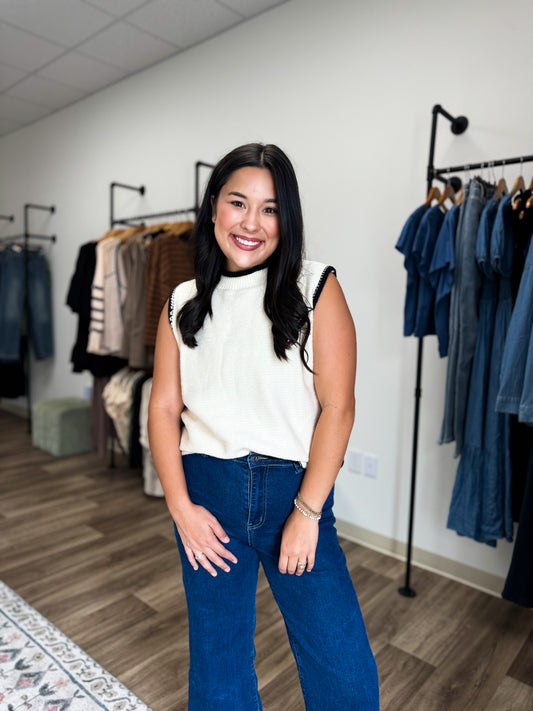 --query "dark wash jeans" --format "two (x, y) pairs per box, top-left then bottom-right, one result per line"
(174, 453), (379, 711)
(0, 246), (53, 361)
